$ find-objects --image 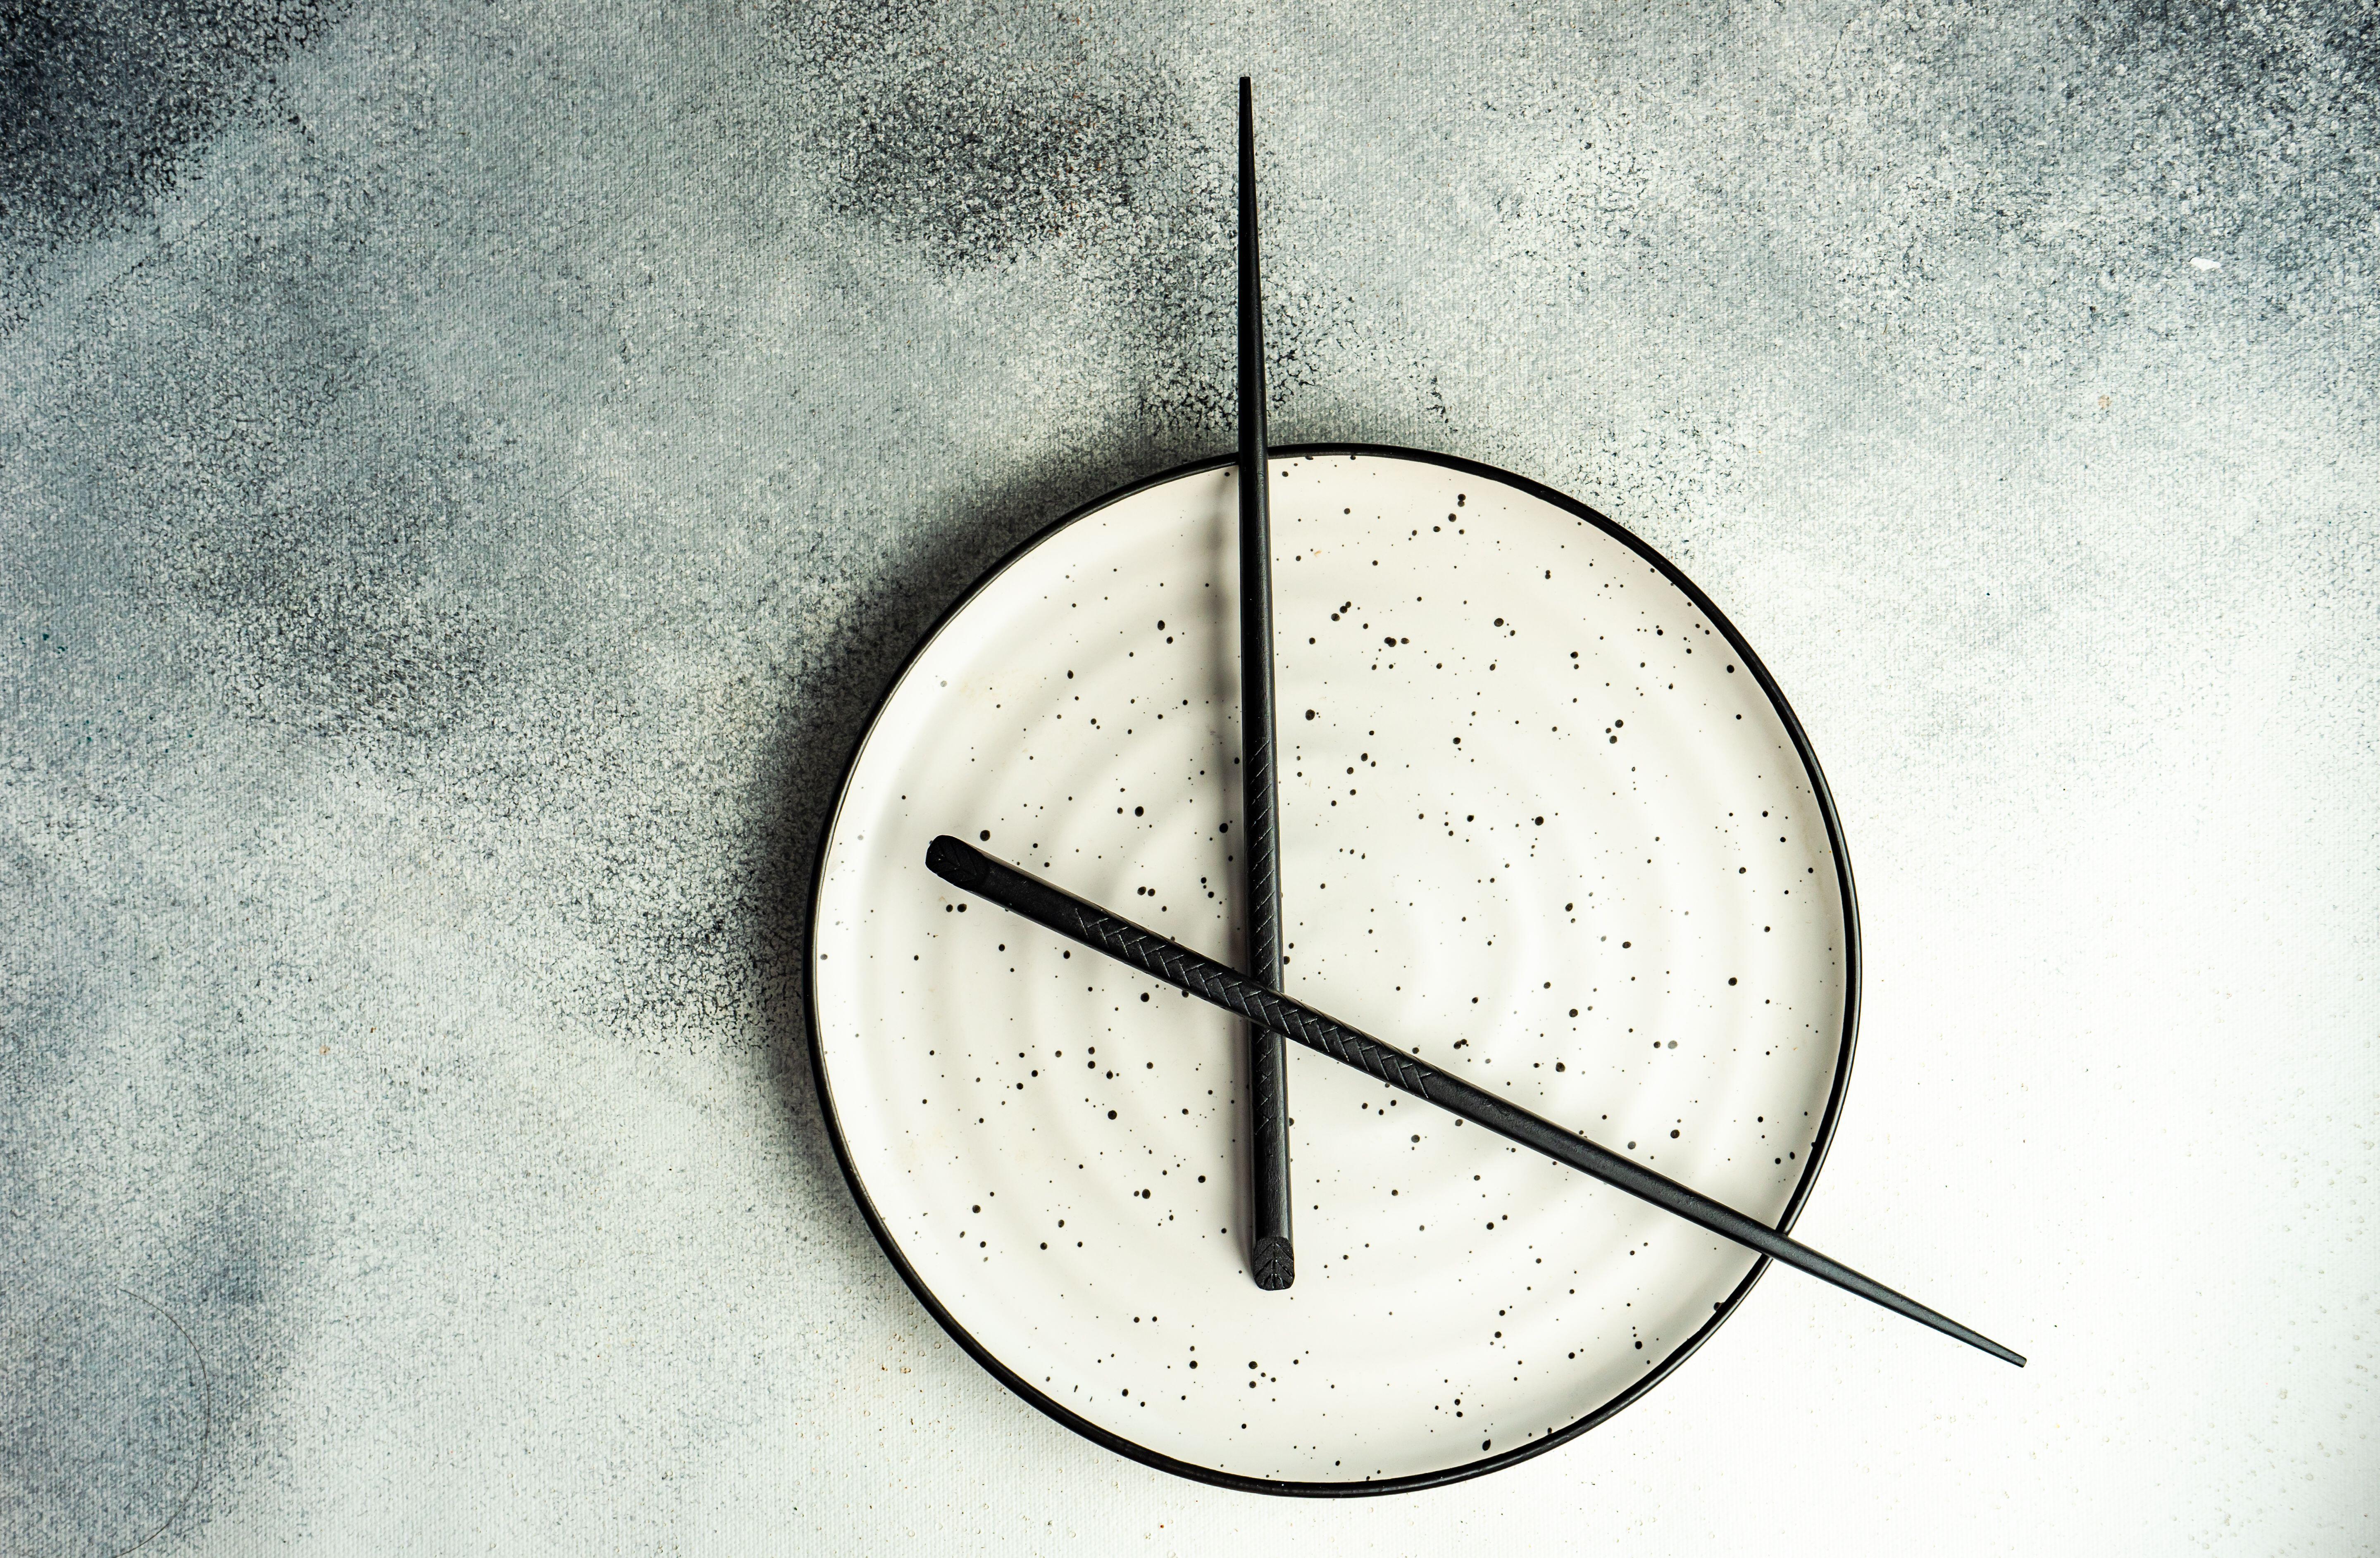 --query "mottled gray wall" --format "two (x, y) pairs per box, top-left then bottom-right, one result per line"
(2, 0), (2372, 1552)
